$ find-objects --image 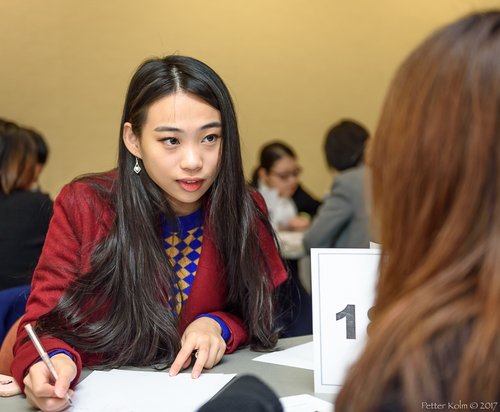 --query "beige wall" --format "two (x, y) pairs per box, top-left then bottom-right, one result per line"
(0, 0), (497, 199)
